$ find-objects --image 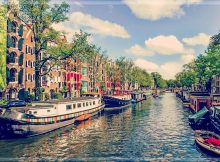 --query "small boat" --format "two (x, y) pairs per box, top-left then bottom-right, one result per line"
(195, 130), (220, 155)
(75, 114), (92, 122)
